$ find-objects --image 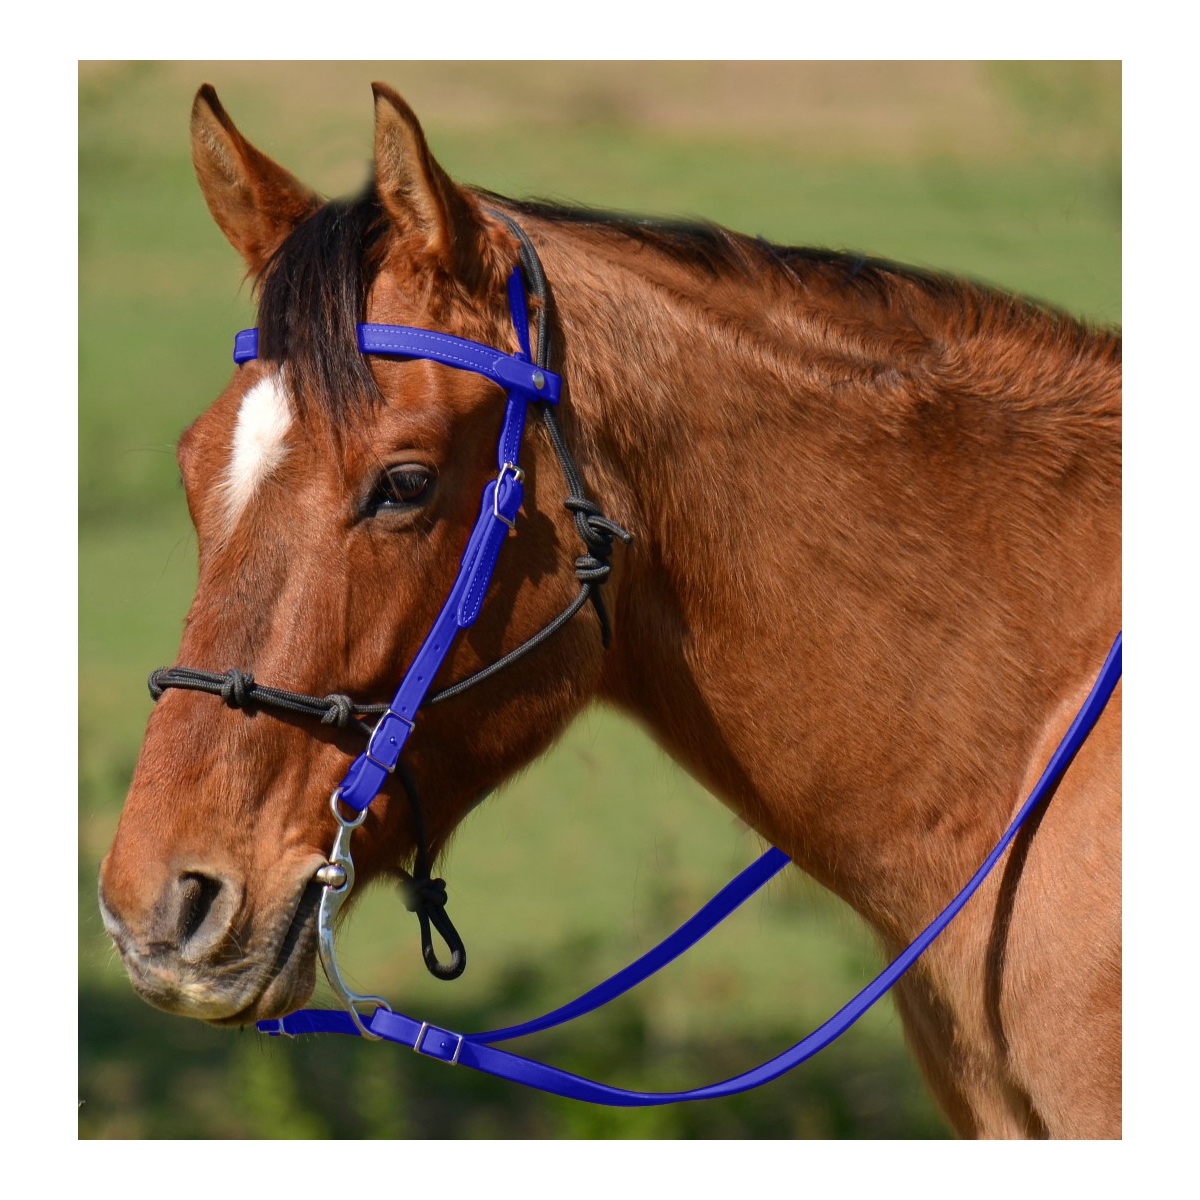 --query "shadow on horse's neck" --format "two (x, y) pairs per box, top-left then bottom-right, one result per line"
(516, 209), (1122, 943)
